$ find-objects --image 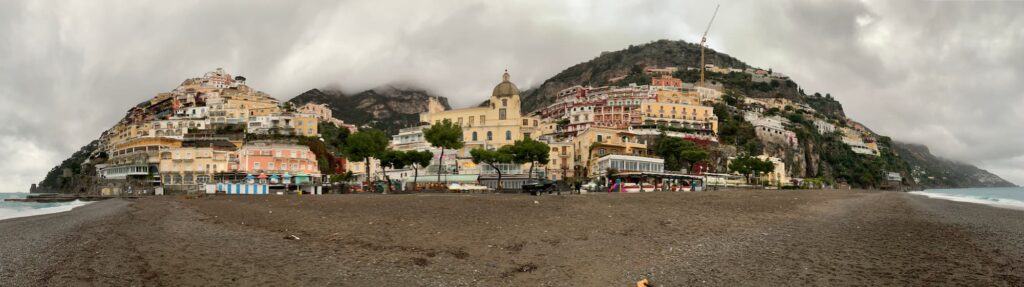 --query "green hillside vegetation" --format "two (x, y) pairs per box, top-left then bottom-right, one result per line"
(520, 39), (748, 112)
(38, 140), (100, 192)
(288, 87), (449, 135)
